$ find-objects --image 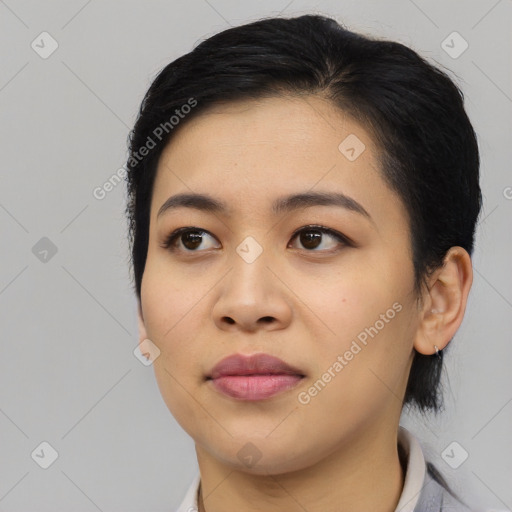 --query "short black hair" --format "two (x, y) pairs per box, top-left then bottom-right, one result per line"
(125, 14), (482, 413)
